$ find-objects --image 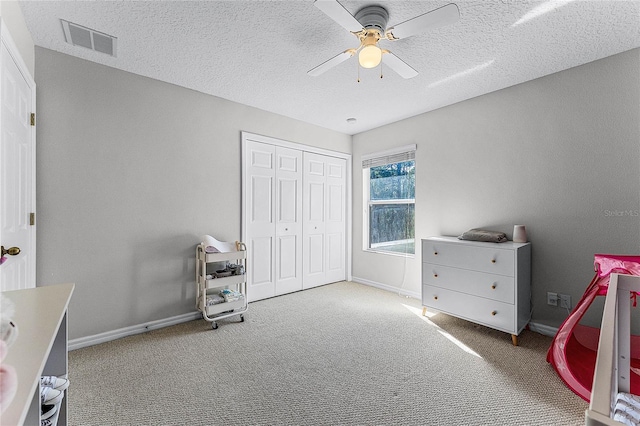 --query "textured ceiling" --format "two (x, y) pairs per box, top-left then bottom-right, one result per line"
(19, 0), (640, 135)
